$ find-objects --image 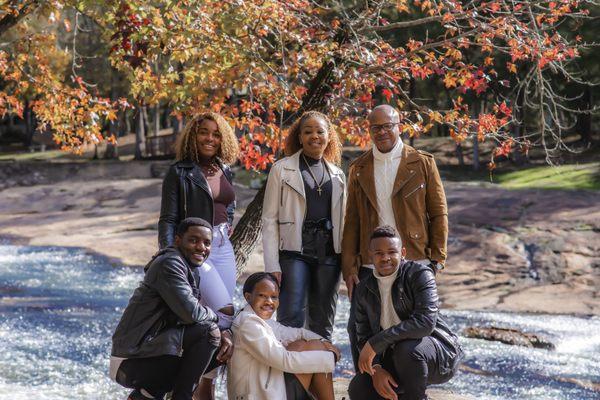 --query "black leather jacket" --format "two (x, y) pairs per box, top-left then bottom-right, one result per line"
(111, 247), (218, 359)
(158, 160), (235, 249)
(354, 261), (463, 376)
